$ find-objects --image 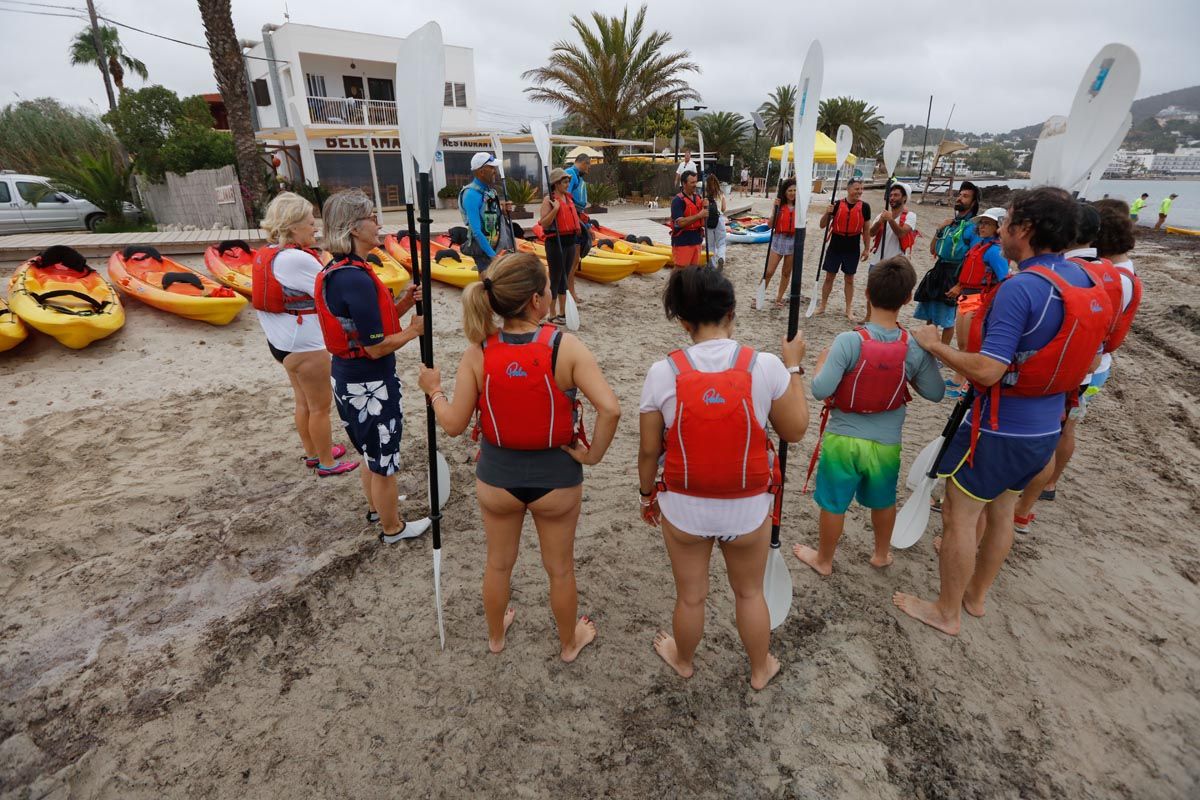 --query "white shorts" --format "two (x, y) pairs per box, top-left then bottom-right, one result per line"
(658, 492), (773, 540)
